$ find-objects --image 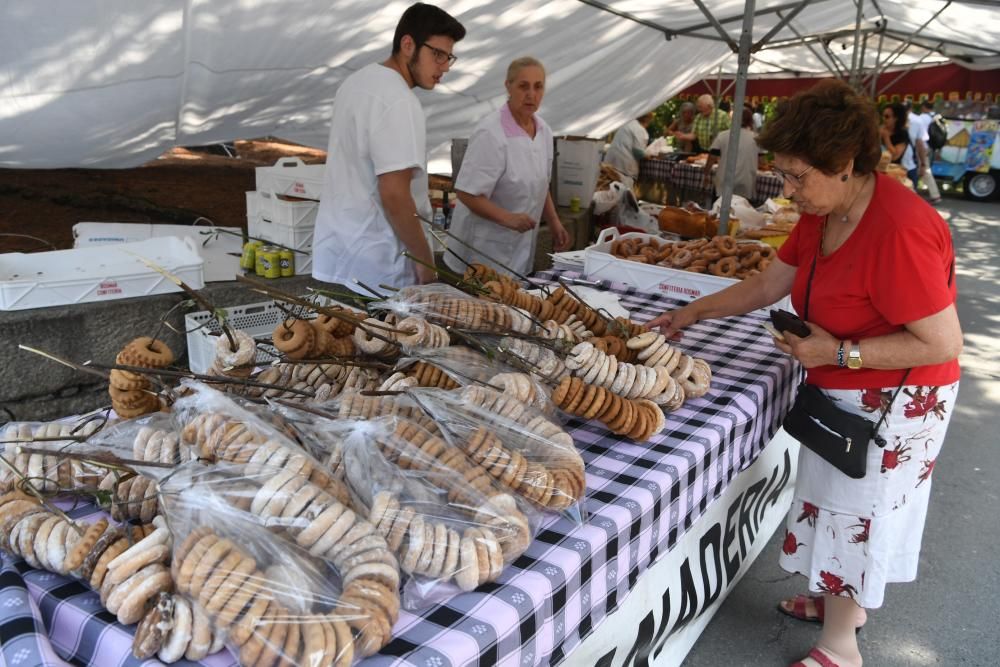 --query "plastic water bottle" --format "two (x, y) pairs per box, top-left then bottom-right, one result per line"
(432, 204), (446, 229)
